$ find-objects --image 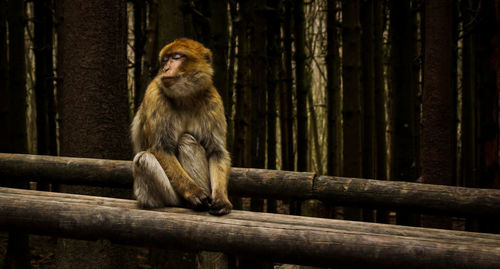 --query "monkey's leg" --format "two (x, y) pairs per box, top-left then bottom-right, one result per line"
(132, 151), (181, 208)
(177, 133), (211, 194)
